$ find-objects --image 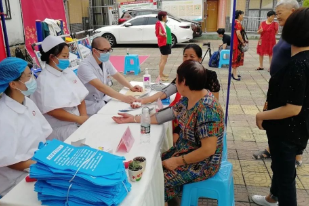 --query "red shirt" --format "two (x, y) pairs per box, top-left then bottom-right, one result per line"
(155, 21), (167, 47)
